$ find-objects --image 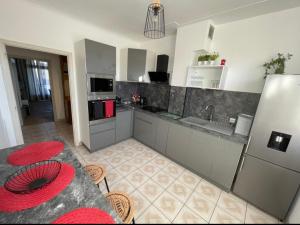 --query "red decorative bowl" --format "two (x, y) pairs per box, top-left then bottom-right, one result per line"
(4, 160), (62, 194)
